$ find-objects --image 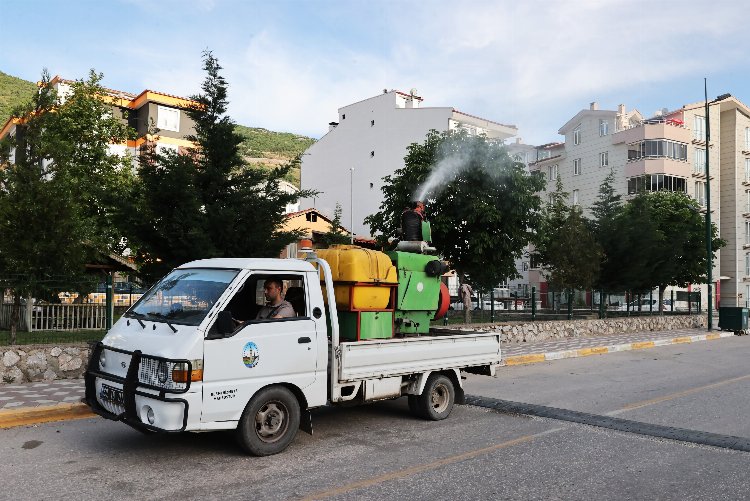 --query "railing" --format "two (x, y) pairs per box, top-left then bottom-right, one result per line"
(617, 117), (689, 133)
(0, 303), (106, 331)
